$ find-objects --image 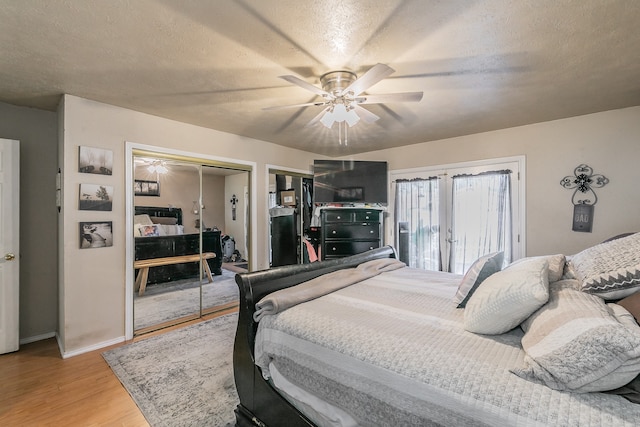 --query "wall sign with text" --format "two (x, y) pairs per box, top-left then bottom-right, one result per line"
(560, 164), (609, 233)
